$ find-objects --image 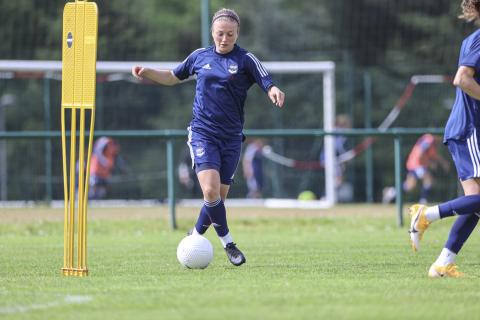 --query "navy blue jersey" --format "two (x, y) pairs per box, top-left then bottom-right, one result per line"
(173, 45), (274, 139)
(444, 29), (480, 142)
